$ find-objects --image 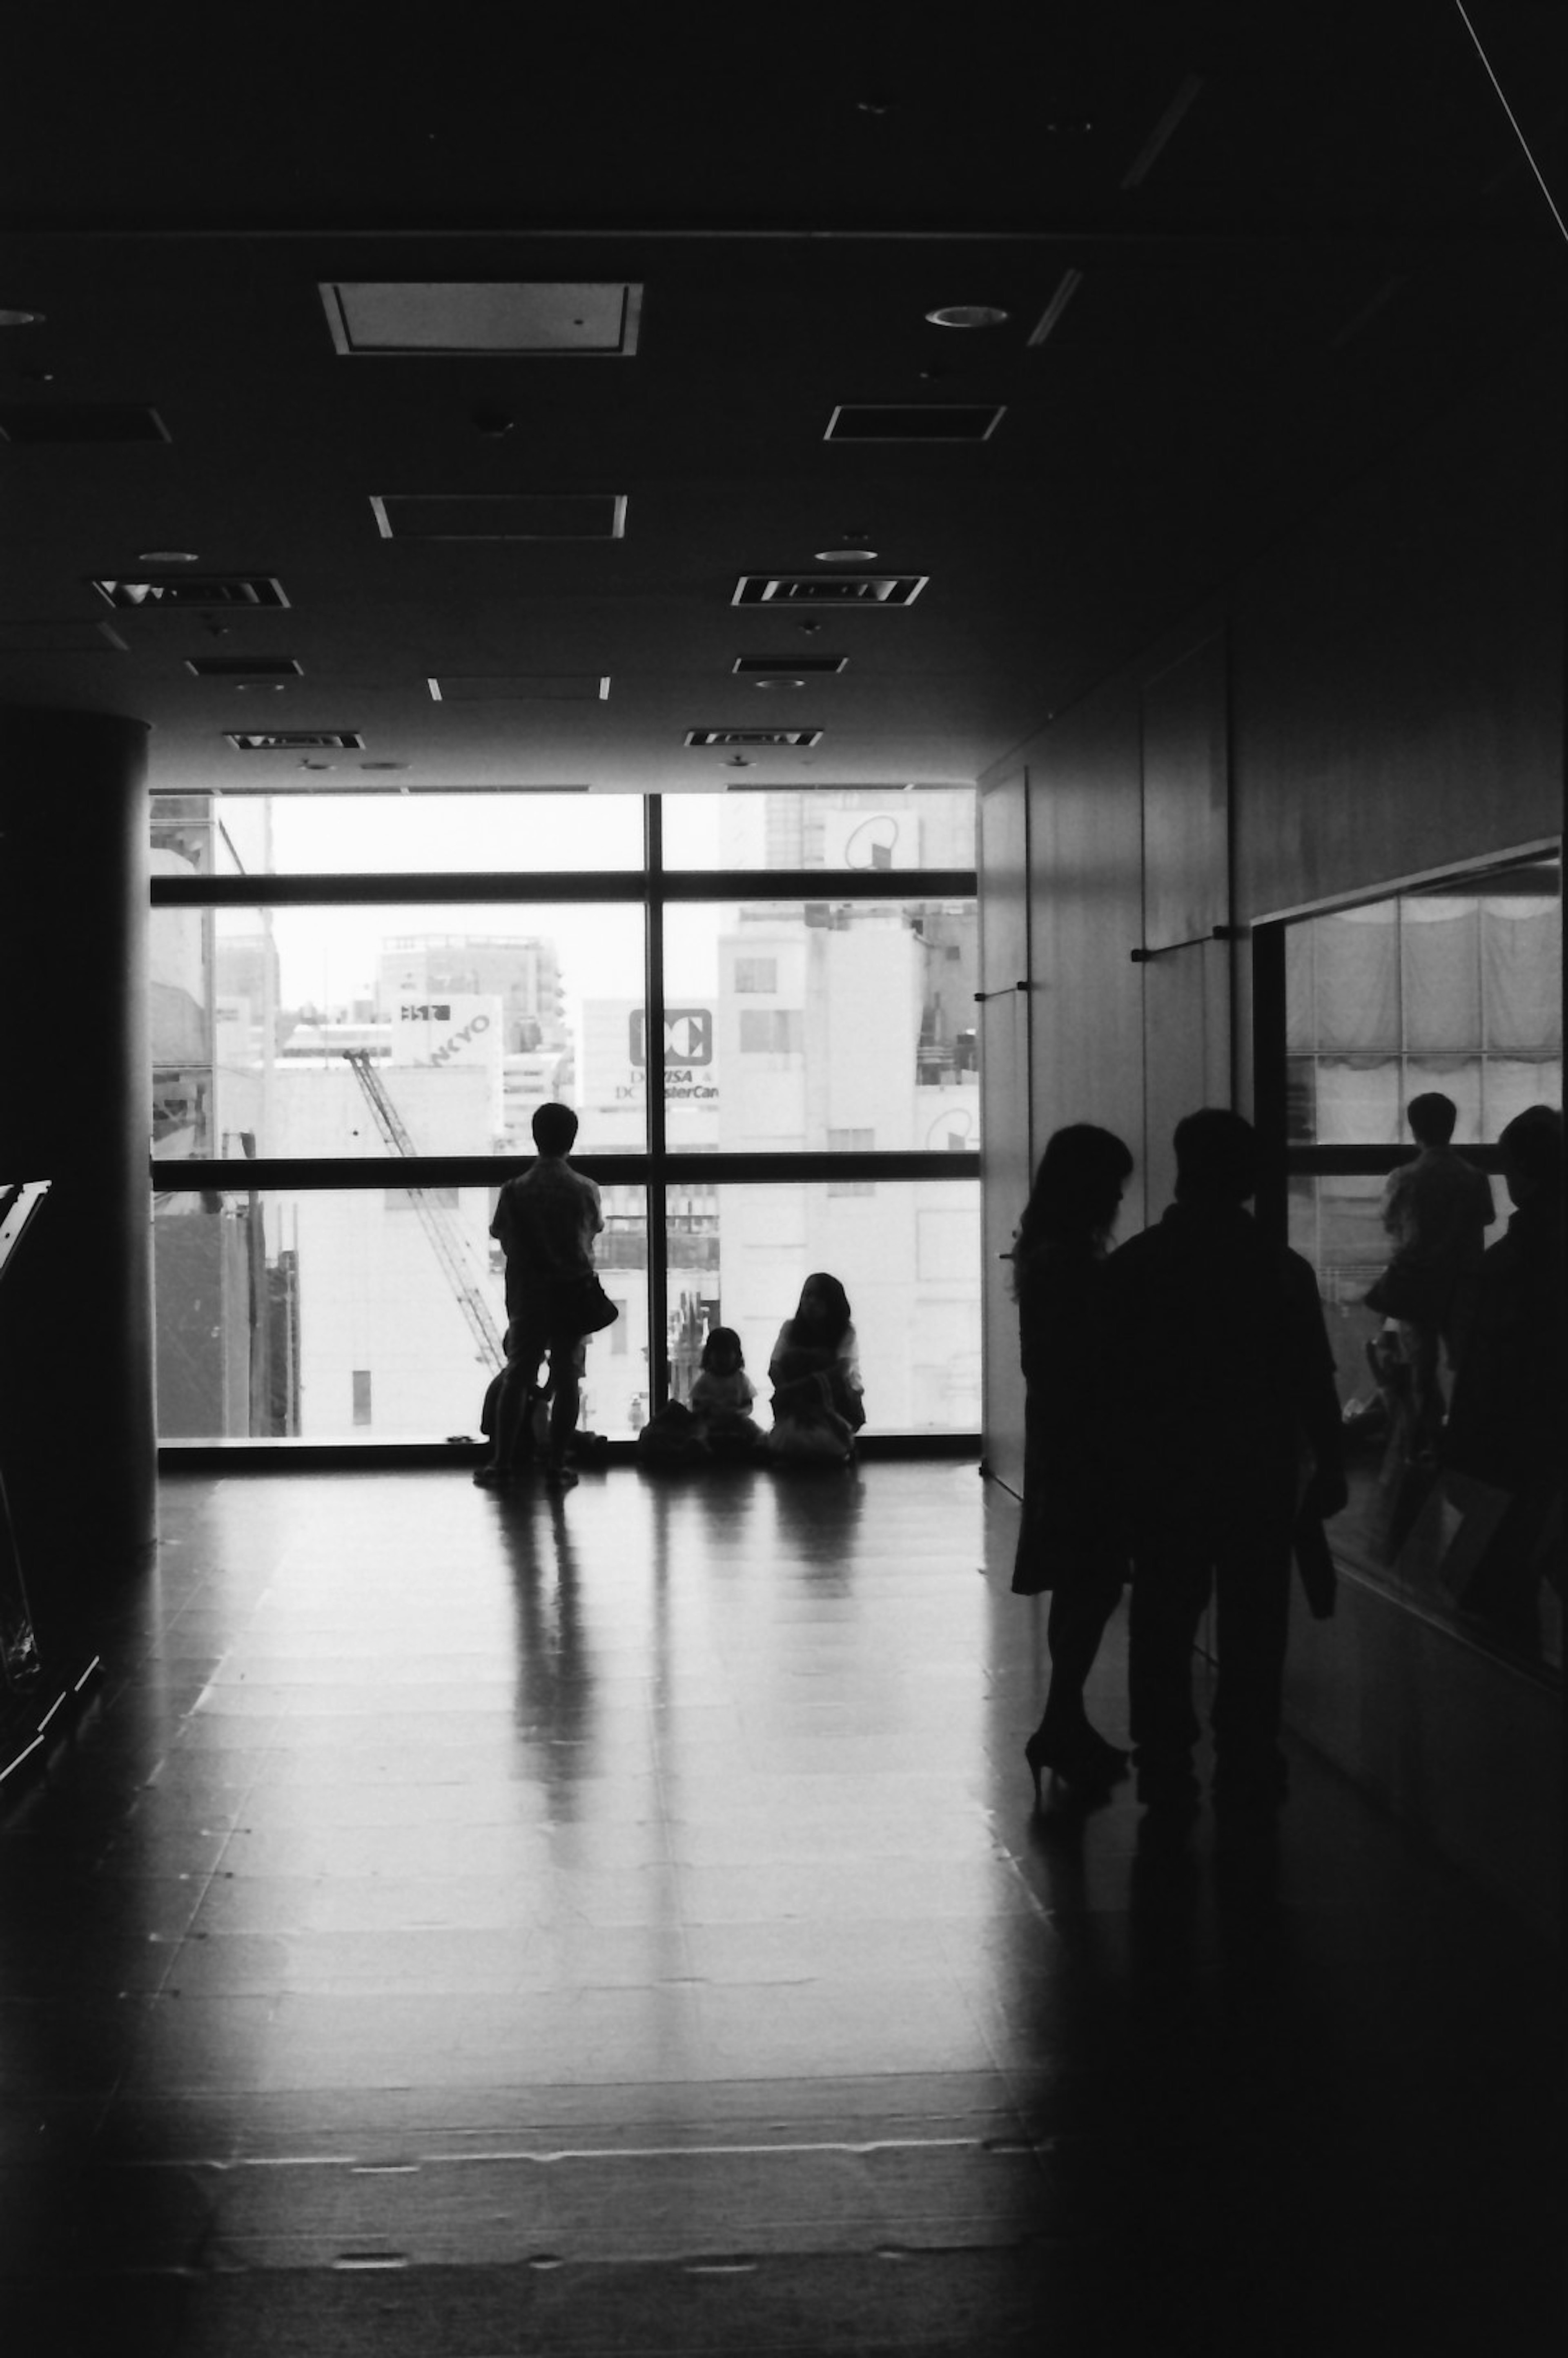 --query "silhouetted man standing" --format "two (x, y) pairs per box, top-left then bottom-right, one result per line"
(477, 1101), (604, 1493)
(1101, 1109), (1346, 1824)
